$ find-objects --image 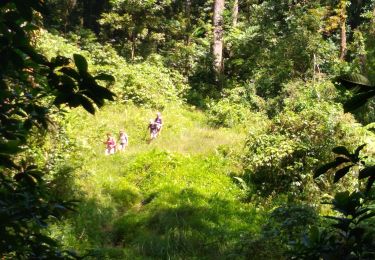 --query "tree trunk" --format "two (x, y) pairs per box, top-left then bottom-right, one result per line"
(339, 0), (347, 60)
(184, 0), (192, 75)
(232, 0), (238, 27)
(212, 0), (225, 79)
(131, 33), (136, 61)
(340, 18), (347, 60)
(185, 0), (191, 44)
